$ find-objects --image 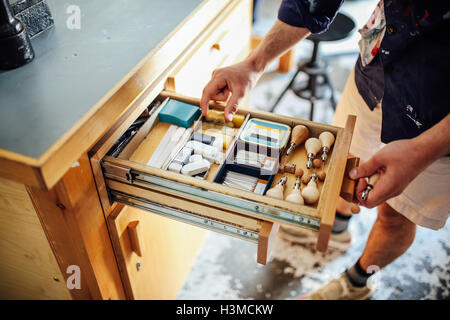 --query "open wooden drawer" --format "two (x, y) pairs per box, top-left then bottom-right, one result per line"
(90, 91), (357, 266)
